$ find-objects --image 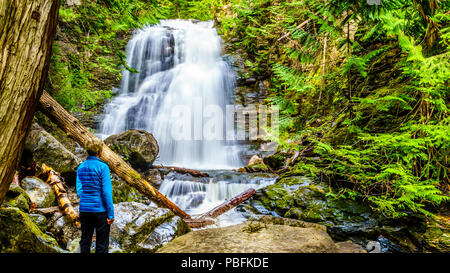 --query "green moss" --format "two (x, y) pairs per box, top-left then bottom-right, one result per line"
(3, 184), (31, 213)
(0, 207), (64, 253)
(121, 210), (176, 251)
